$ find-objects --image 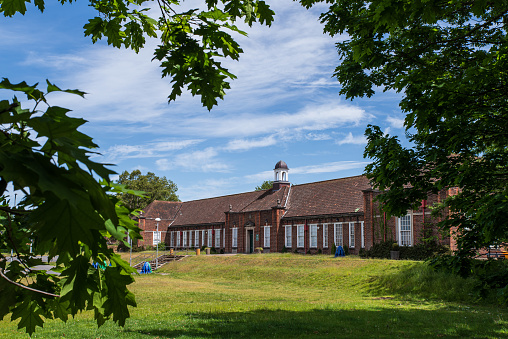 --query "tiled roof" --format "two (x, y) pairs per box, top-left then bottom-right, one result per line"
(171, 191), (267, 226)
(283, 175), (372, 218)
(140, 175), (371, 226)
(139, 201), (182, 220)
(240, 186), (290, 212)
